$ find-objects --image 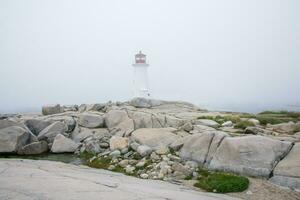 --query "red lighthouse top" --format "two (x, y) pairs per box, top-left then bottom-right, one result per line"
(135, 51), (146, 64)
